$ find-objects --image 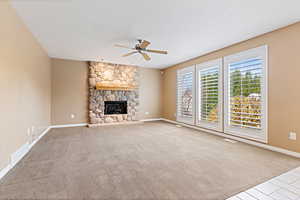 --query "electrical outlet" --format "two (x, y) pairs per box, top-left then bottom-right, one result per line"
(70, 114), (75, 119)
(145, 112), (149, 115)
(289, 132), (297, 140)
